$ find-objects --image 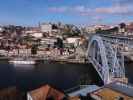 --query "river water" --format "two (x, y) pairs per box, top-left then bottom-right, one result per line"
(0, 59), (132, 92)
(0, 60), (103, 92)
